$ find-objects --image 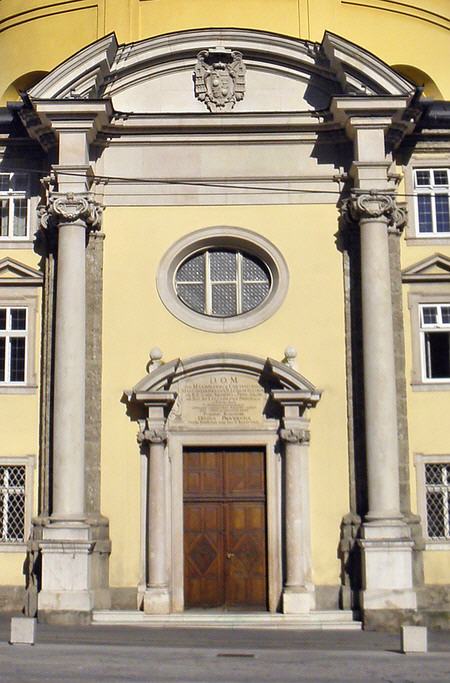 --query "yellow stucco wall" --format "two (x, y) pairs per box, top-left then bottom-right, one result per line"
(400, 234), (450, 584)
(1, 1), (448, 103)
(0, 249), (41, 582)
(101, 204), (349, 587)
(0, 0), (448, 592)
(424, 551), (450, 584)
(0, 249), (41, 457)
